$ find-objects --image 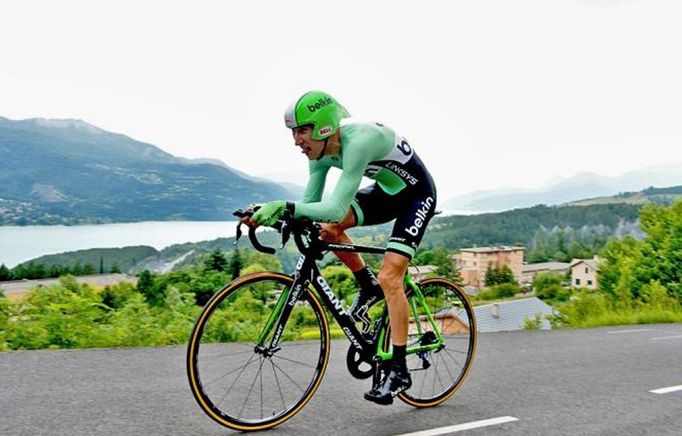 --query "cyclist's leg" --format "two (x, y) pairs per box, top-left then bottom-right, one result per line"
(319, 209), (365, 271)
(365, 187), (437, 404)
(323, 184), (401, 331)
(378, 251), (411, 346)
